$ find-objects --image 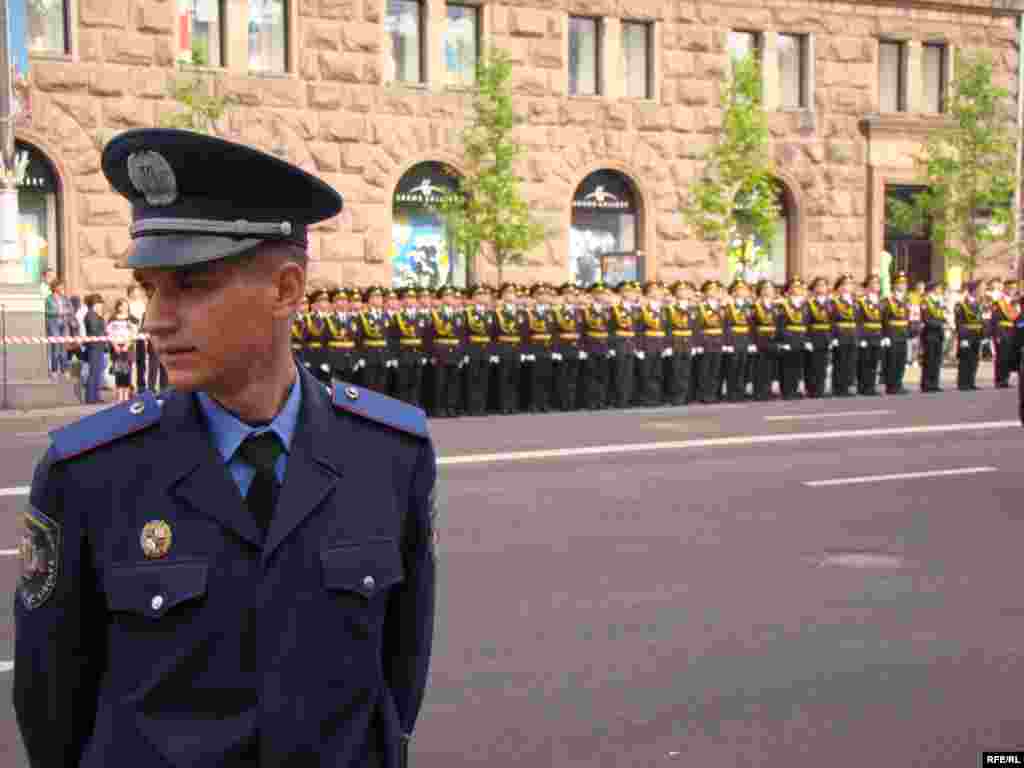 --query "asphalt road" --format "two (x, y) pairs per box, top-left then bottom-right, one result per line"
(0, 380), (1022, 766)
